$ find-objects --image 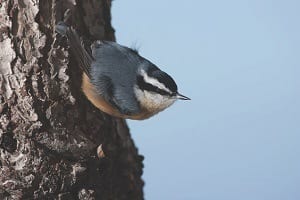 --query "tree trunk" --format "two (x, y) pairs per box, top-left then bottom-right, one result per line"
(0, 0), (144, 199)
